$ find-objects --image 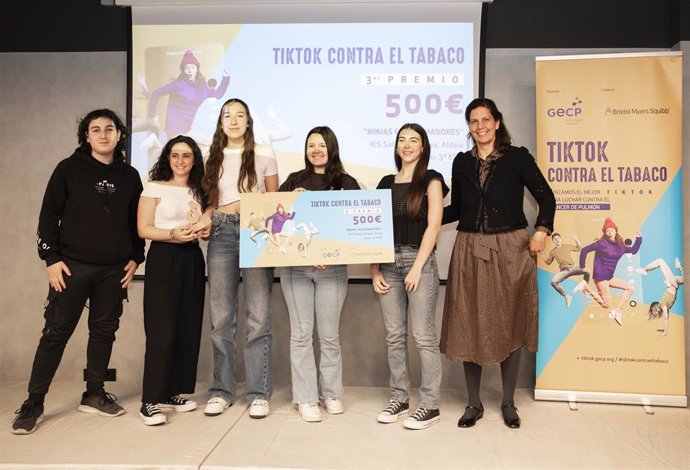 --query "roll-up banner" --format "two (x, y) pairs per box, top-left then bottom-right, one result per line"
(535, 52), (686, 407)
